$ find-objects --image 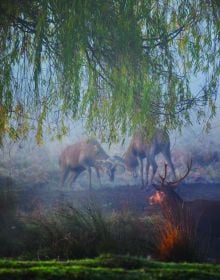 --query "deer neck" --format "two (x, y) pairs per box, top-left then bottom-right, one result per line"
(162, 188), (184, 211)
(124, 147), (138, 168)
